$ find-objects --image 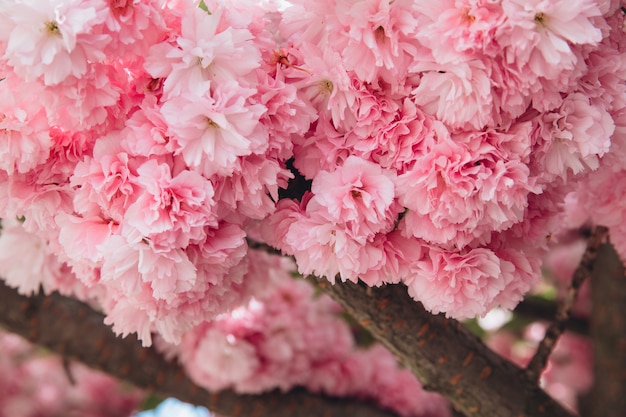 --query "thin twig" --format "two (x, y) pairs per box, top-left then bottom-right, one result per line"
(514, 296), (589, 335)
(525, 225), (608, 382)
